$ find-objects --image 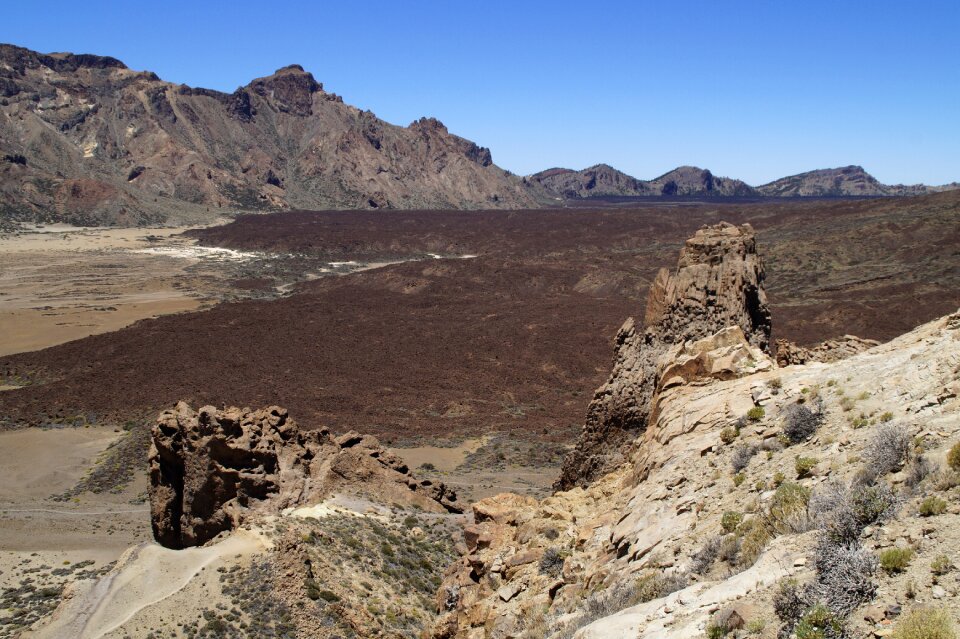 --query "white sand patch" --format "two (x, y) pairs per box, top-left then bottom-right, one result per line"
(26, 529), (269, 639)
(130, 245), (266, 262)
